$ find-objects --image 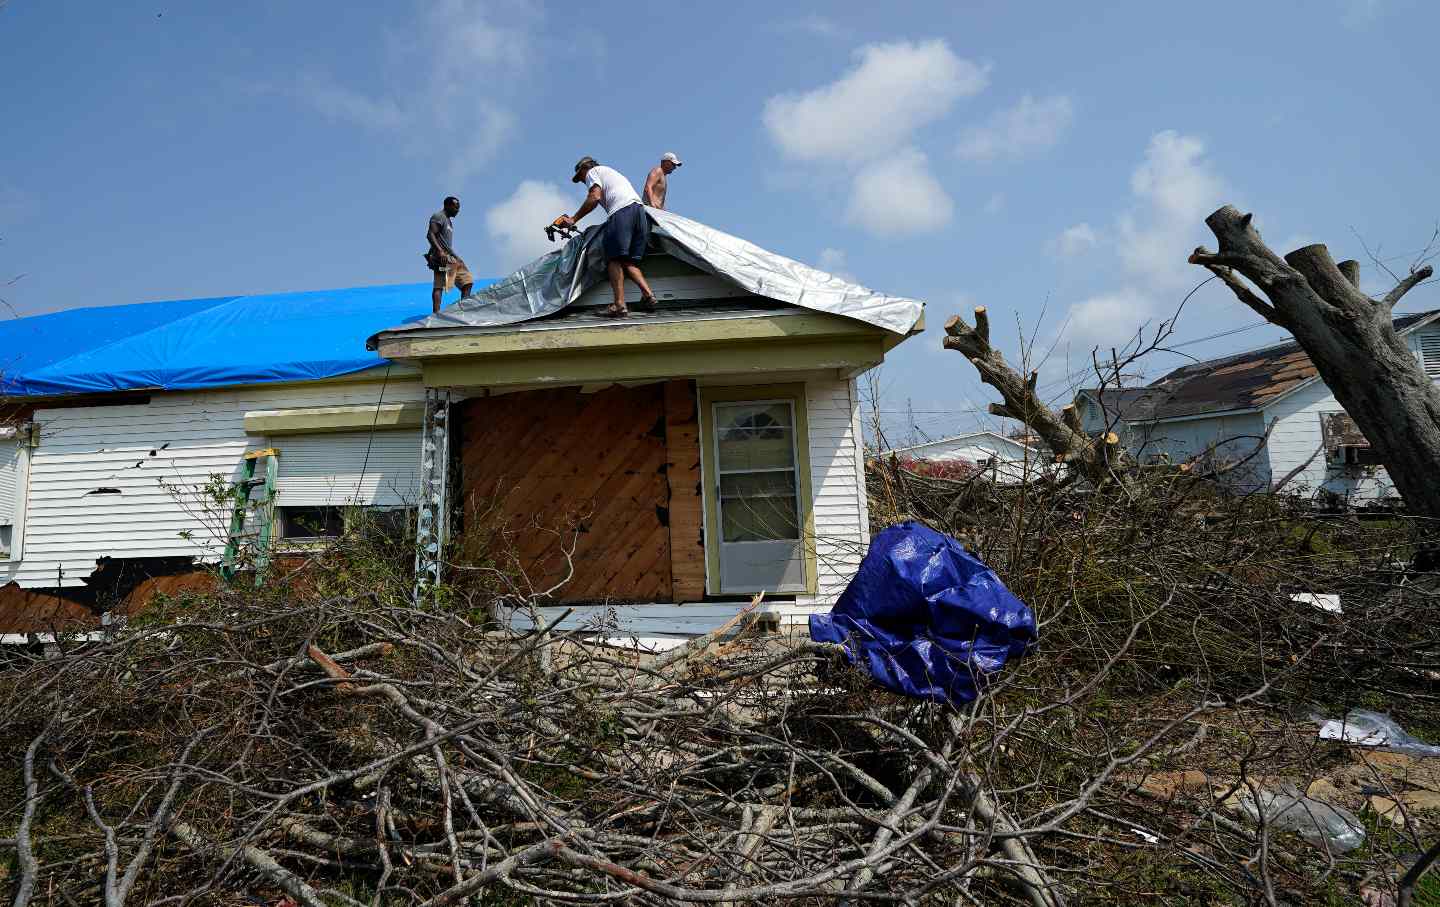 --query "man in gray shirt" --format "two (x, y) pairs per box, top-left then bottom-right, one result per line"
(426, 196), (474, 313)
